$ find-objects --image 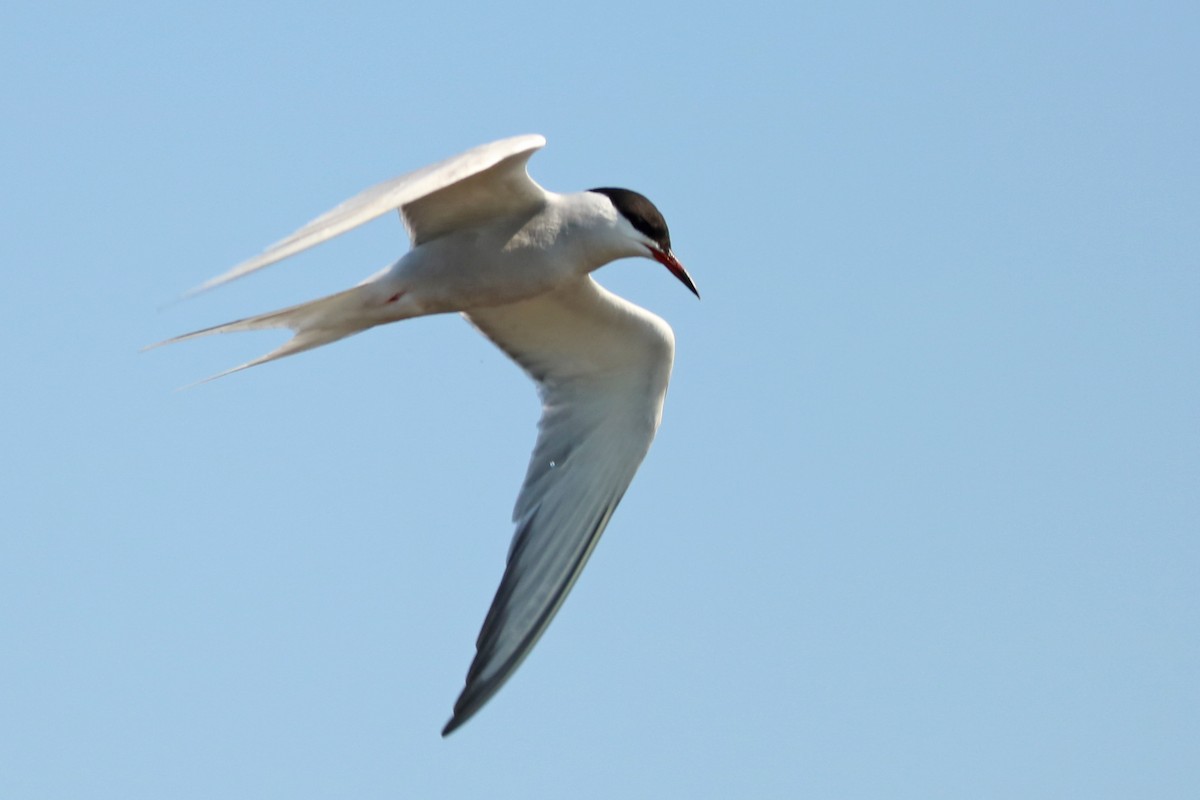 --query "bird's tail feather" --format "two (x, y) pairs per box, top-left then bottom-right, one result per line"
(146, 284), (381, 384)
